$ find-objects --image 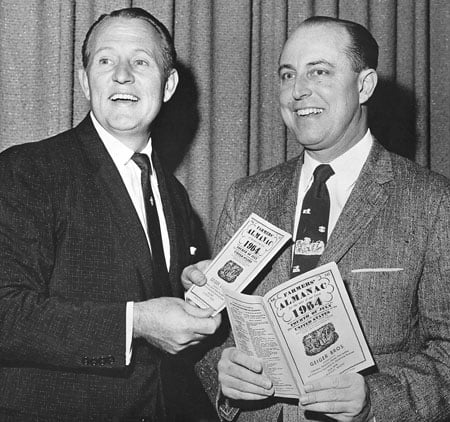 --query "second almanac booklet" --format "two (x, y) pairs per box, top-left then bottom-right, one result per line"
(223, 262), (375, 398)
